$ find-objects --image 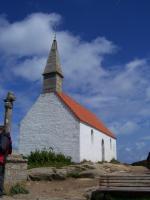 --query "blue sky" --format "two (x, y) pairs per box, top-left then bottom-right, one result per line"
(0, 0), (149, 163)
